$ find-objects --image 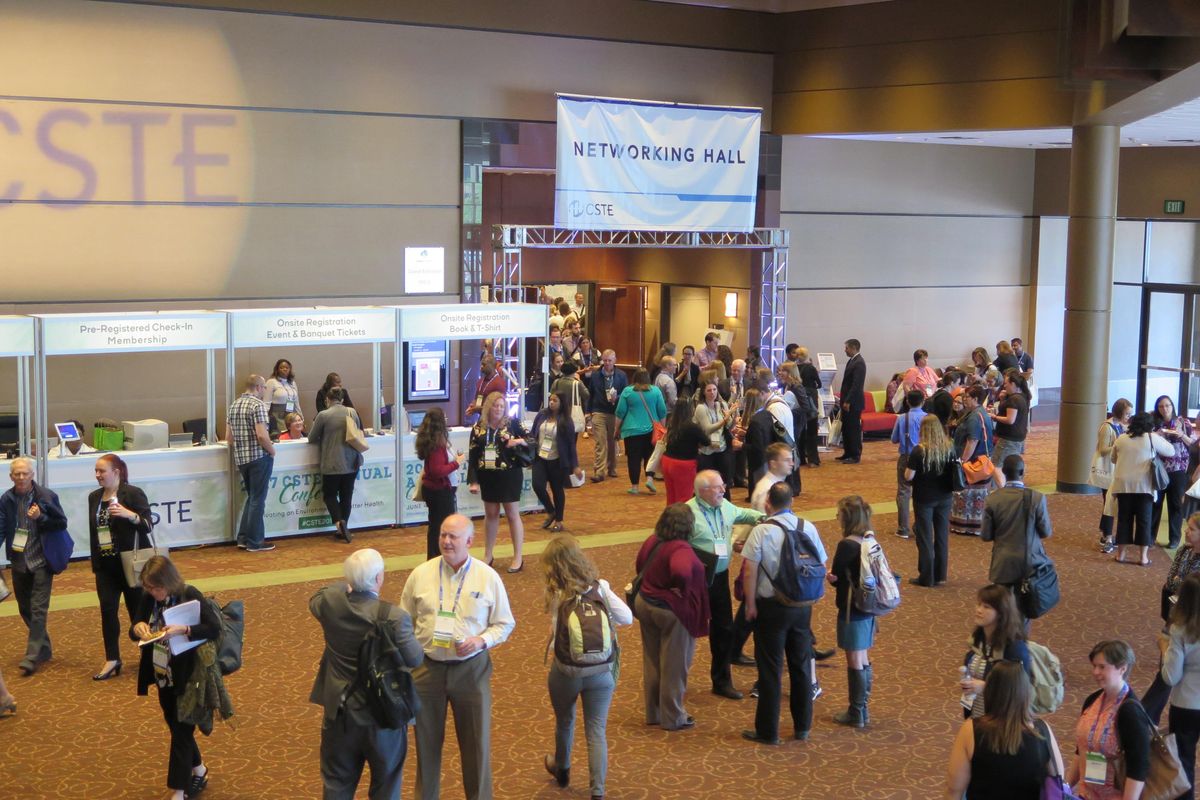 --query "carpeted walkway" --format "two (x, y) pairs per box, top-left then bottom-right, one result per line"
(0, 425), (1179, 799)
